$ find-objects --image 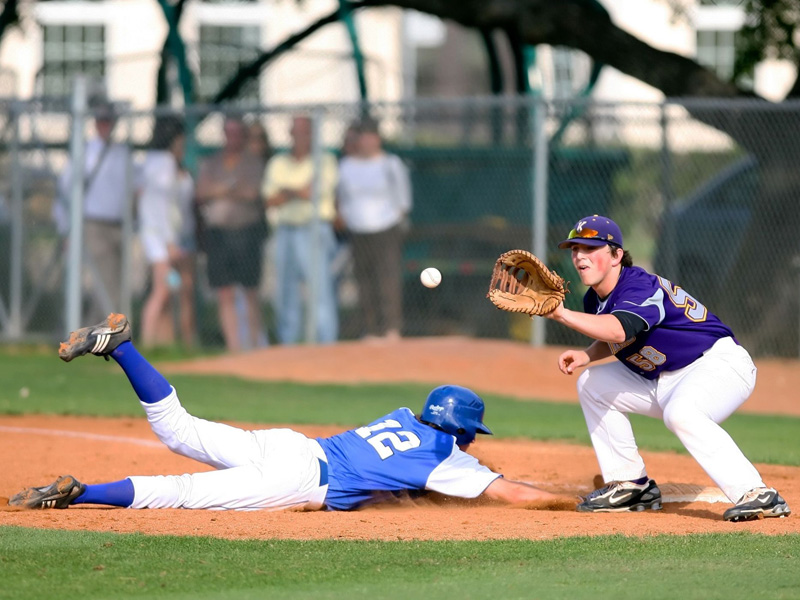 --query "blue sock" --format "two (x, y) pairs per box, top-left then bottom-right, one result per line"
(110, 341), (172, 404)
(631, 476), (649, 485)
(73, 479), (135, 507)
